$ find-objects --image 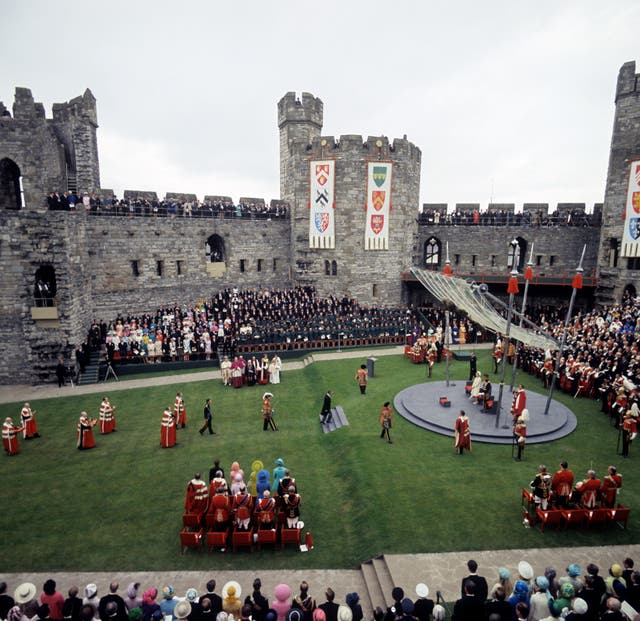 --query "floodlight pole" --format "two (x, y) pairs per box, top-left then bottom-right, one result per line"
(510, 243), (534, 392)
(496, 263), (519, 429)
(543, 245), (586, 416)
